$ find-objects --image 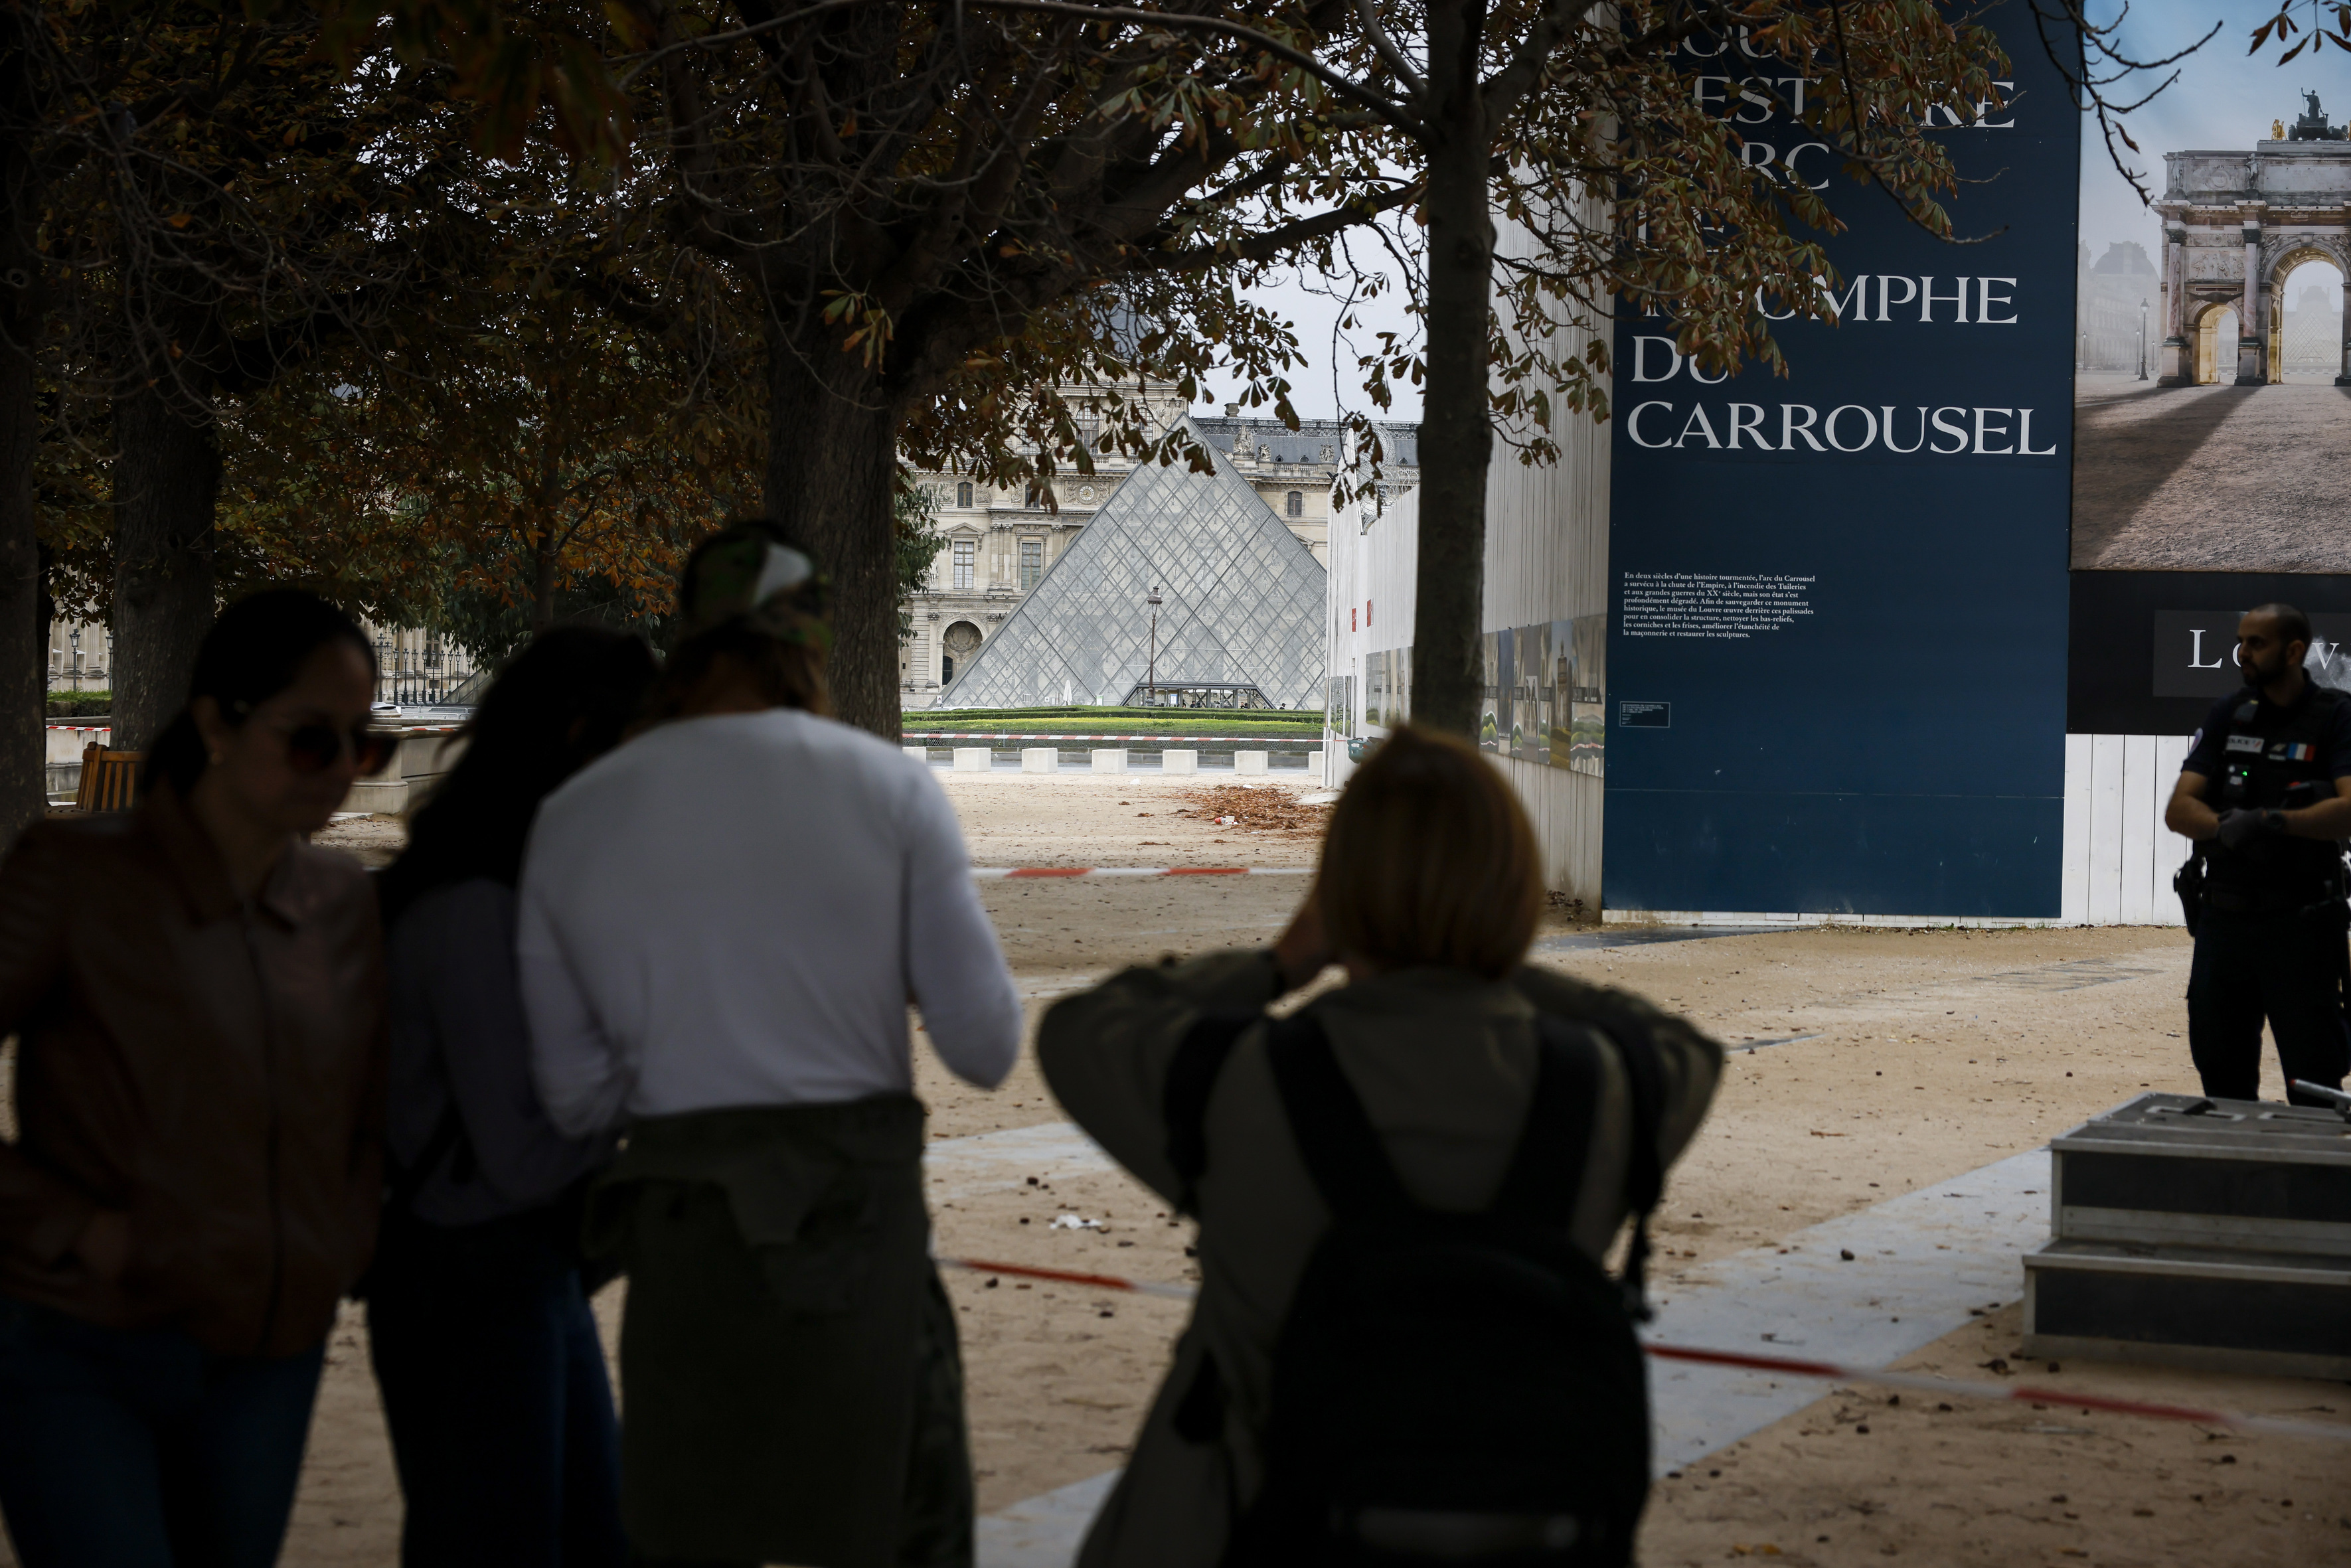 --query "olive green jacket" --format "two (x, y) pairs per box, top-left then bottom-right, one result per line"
(1038, 952), (1723, 1568)
(584, 1098), (950, 1567)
